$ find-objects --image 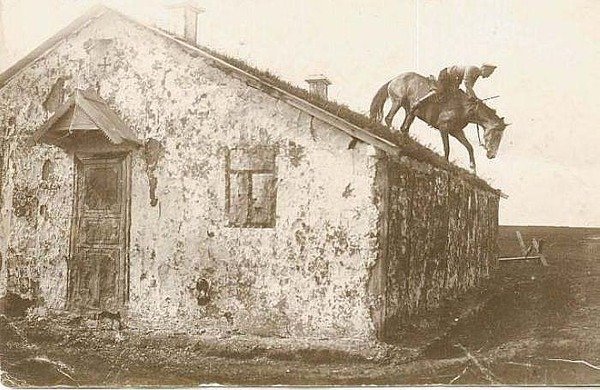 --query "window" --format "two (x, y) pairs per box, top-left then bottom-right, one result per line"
(226, 147), (277, 227)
